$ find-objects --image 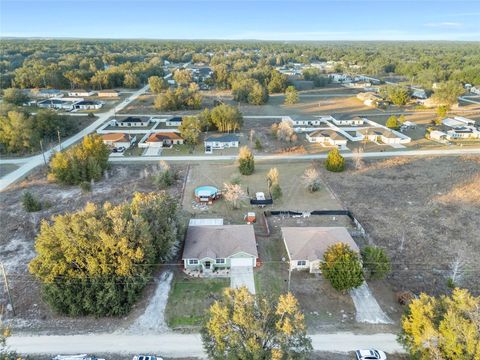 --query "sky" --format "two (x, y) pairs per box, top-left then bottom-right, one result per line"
(1, 0), (480, 41)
